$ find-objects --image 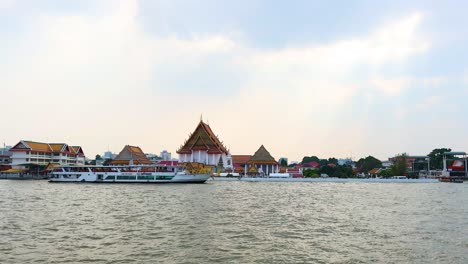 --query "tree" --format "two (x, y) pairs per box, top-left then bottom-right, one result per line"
(427, 148), (452, 170)
(378, 169), (393, 178)
(328, 157), (338, 165)
(303, 169), (319, 178)
(95, 154), (103, 161)
(391, 153), (408, 176)
(280, 159), (288, 167)
(301, 156), (320, 164)
(356, 156), (382, 173)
